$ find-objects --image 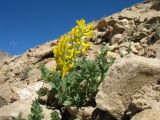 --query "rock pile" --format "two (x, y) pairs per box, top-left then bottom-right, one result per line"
(0, 0), (160, 119)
